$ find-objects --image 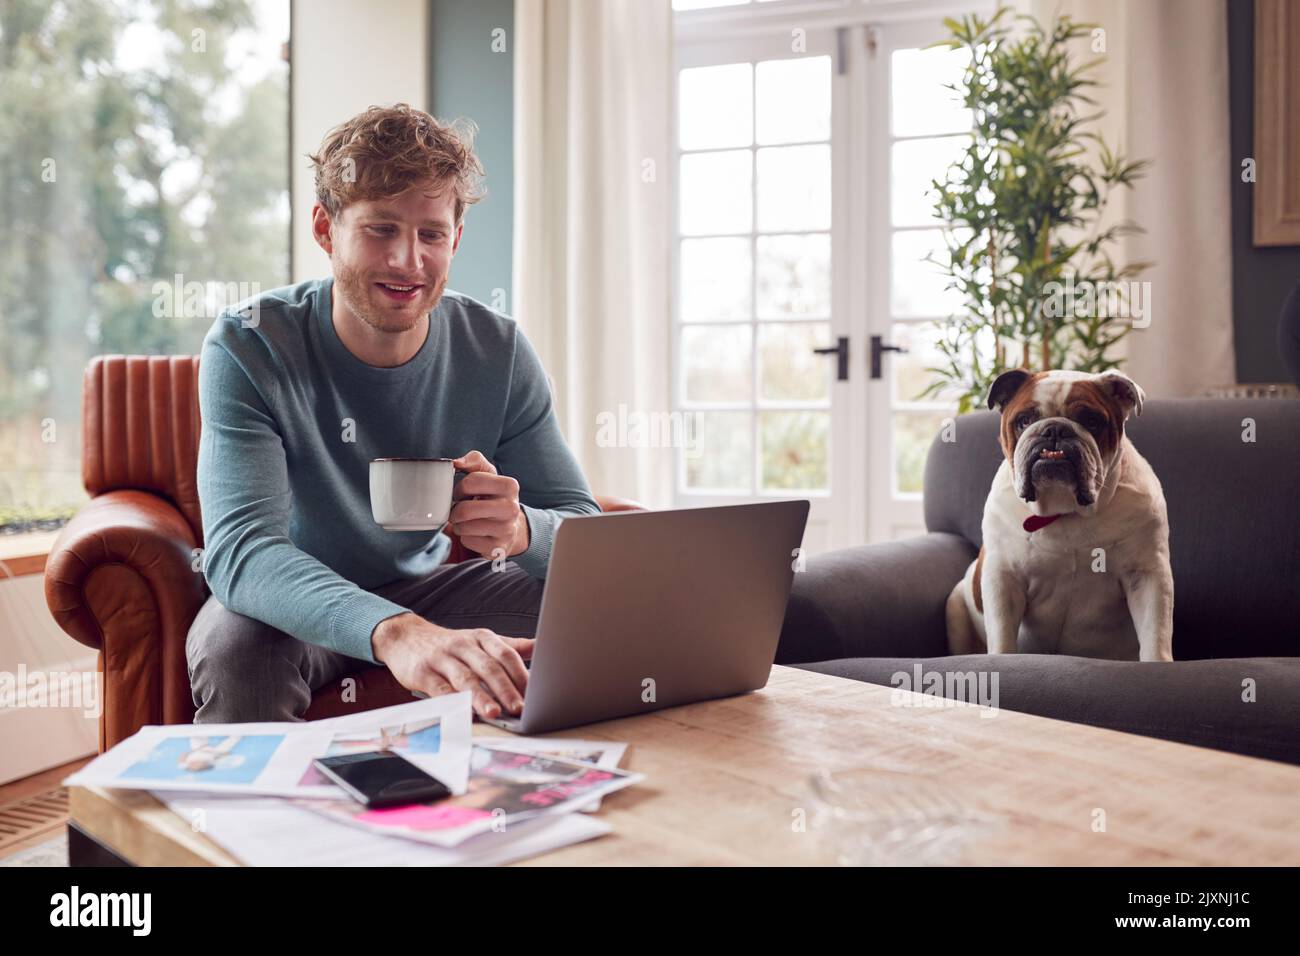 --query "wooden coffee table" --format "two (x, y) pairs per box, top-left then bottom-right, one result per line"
(66, 665), (1300, 865)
